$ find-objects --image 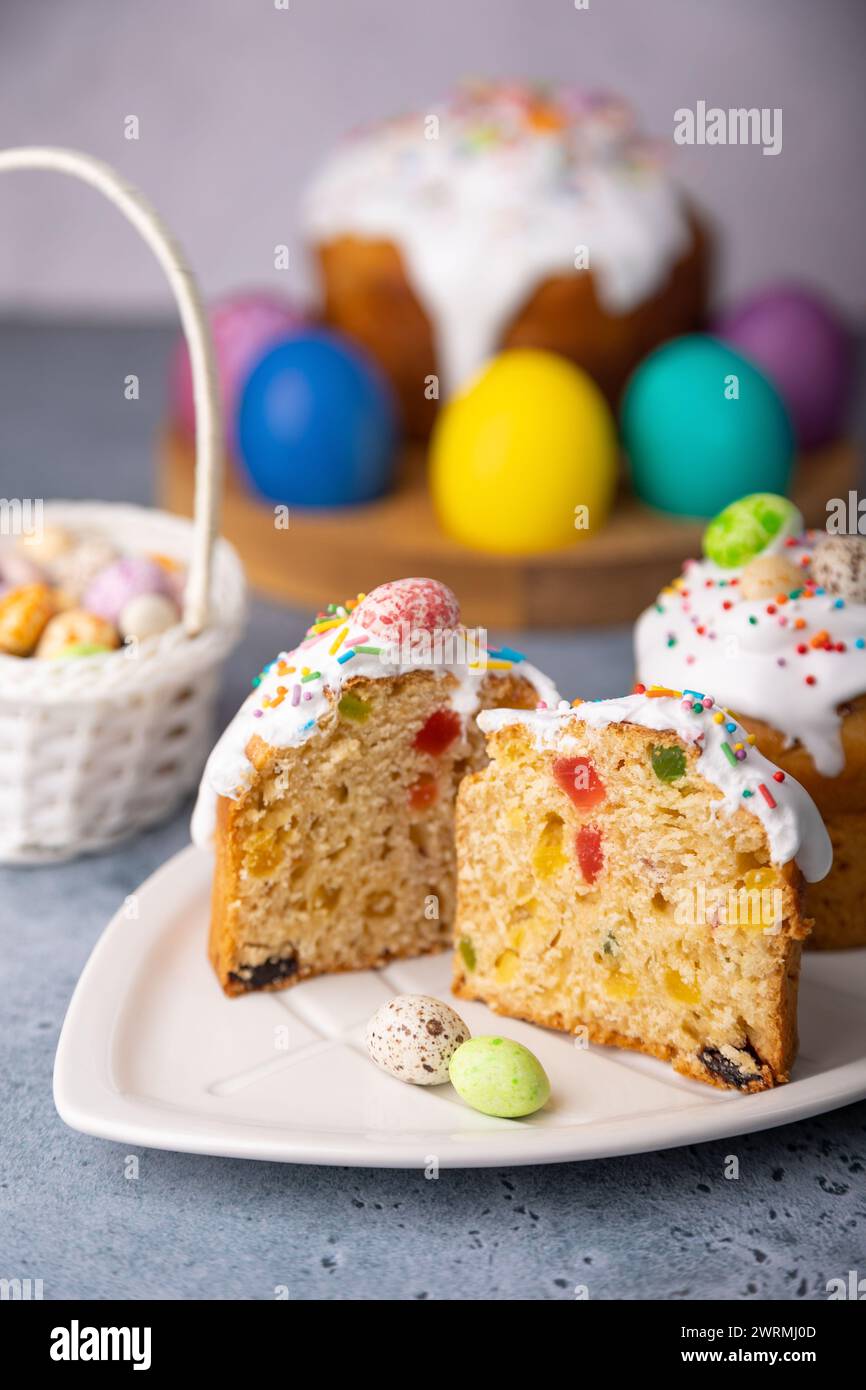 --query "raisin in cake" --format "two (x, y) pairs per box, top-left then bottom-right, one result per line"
(192, 578), (557, 995)
(635, 495), (866, 948)
(453, 687), (832, 1091)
